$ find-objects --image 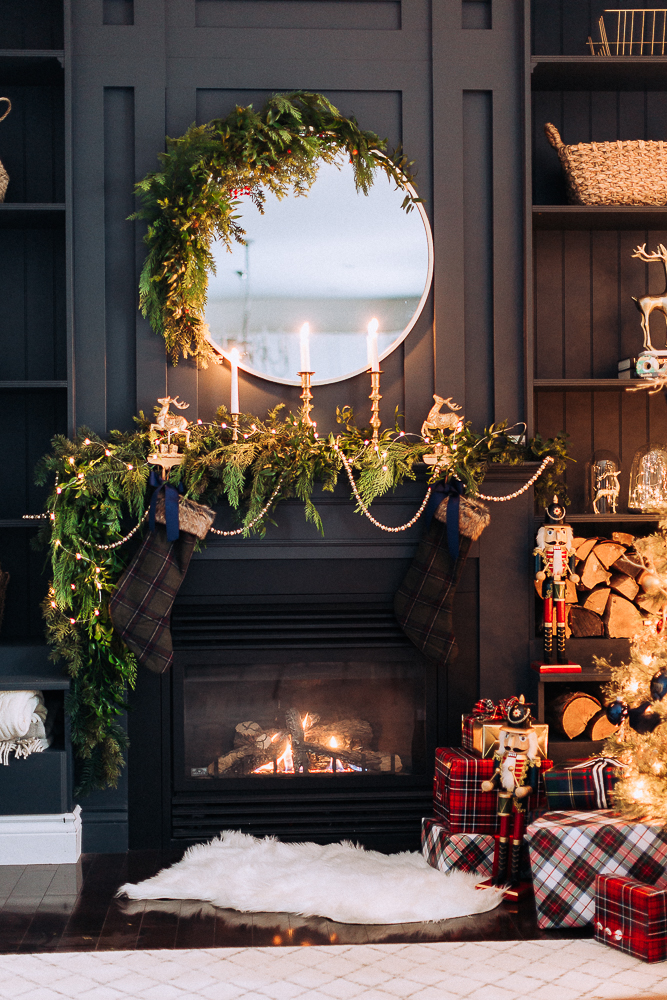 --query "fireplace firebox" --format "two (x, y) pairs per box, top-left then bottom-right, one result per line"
(170, 601), (439, 851)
